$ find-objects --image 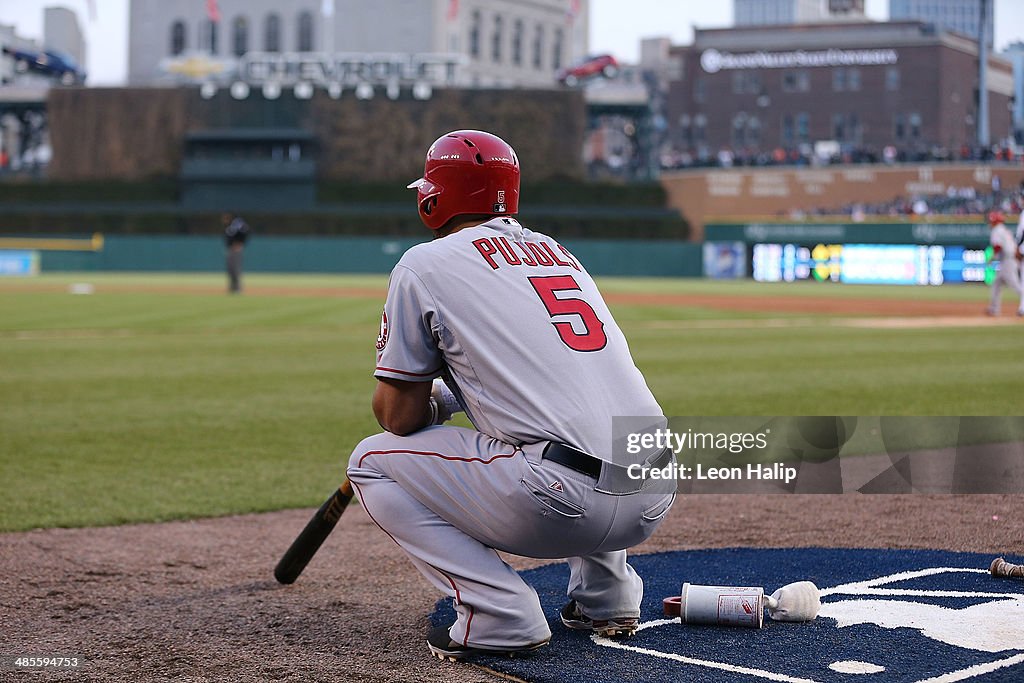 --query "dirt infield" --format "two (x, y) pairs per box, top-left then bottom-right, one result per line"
(3, 279), (1014, 320)
(2, 494), (1021, 682)
(602, 291), (1000, 317)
